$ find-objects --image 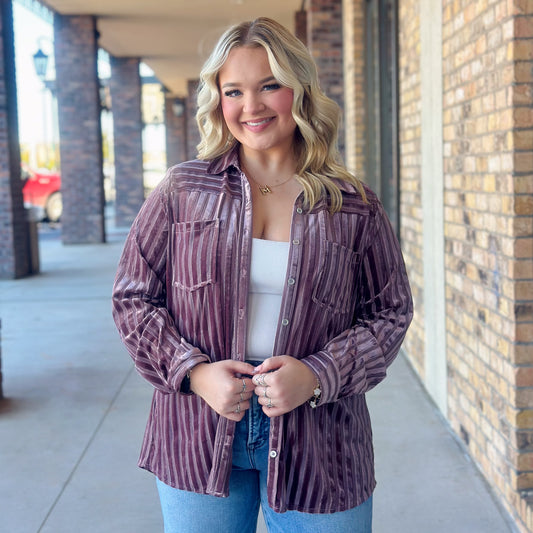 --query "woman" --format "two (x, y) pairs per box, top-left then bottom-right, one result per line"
(112, 17), (412, 533)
